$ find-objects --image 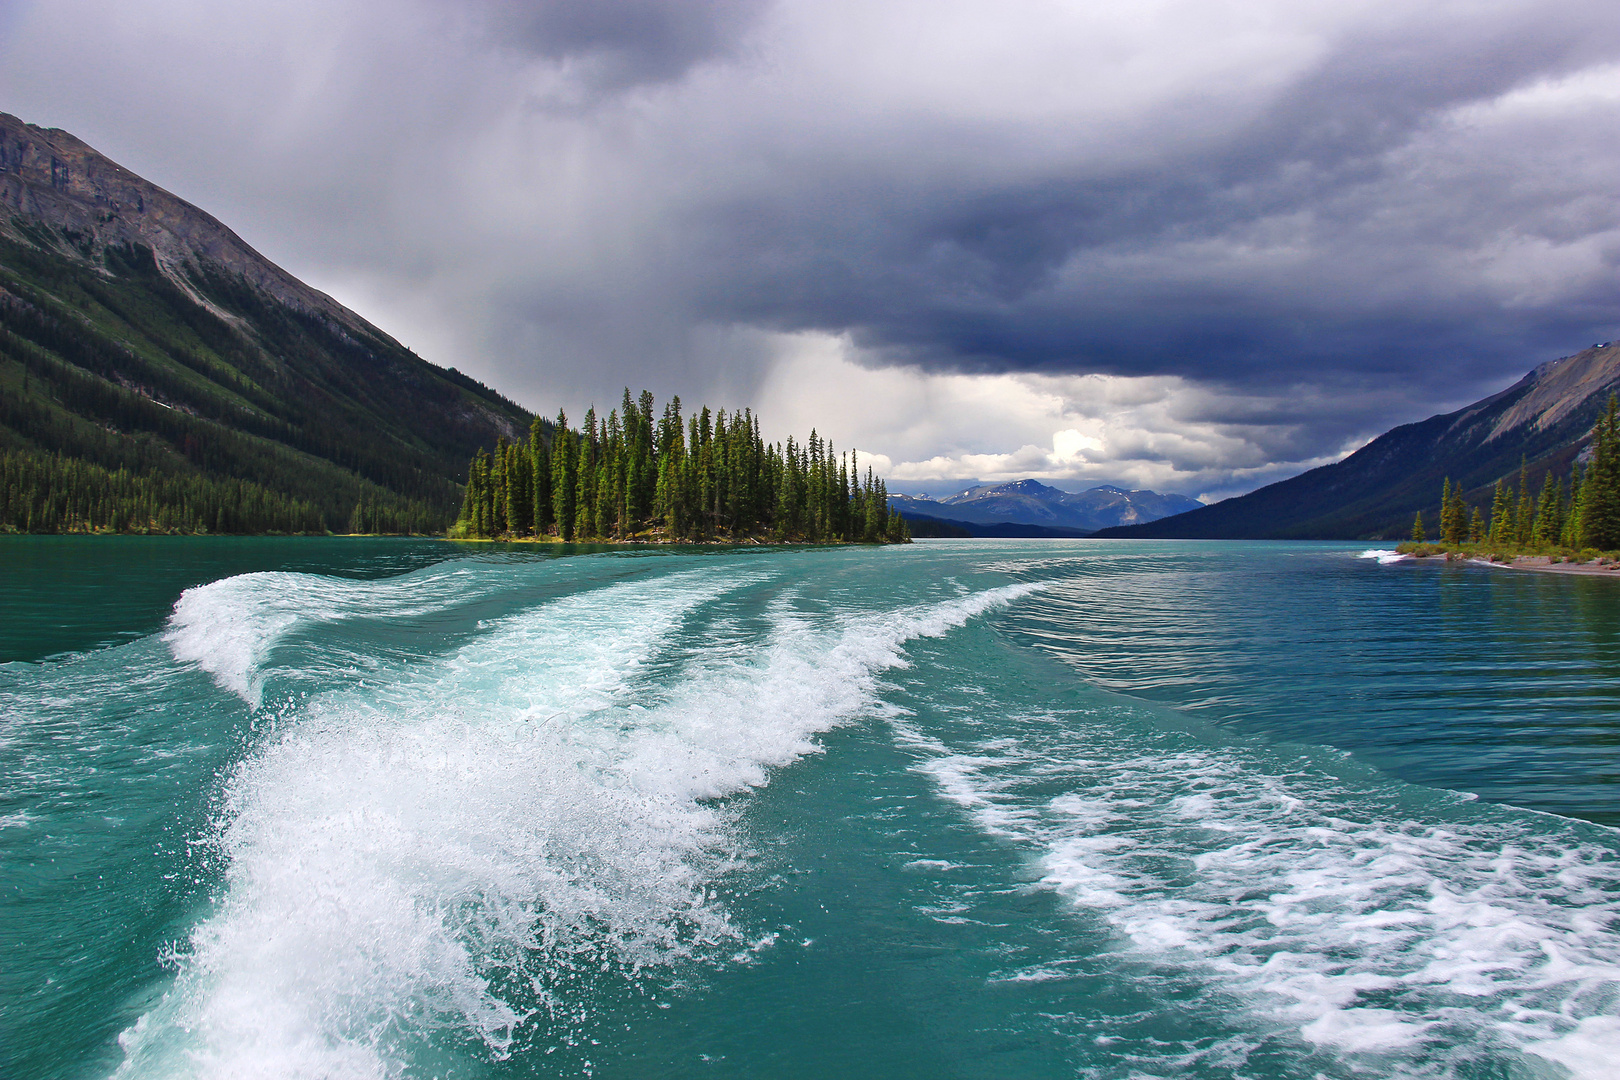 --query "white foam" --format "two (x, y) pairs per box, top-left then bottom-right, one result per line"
(118, 569), (1044, 1080)
(1359, 549), (1411, 564)
(122, 570), (745, 1079)
(902, 725), (1620, 1076)
(990, 964), (1082, 984)
(1300, 1008), (1432, 1051)
(164, 567), (487, 706)
(1527, 1015), (1620, 1075)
